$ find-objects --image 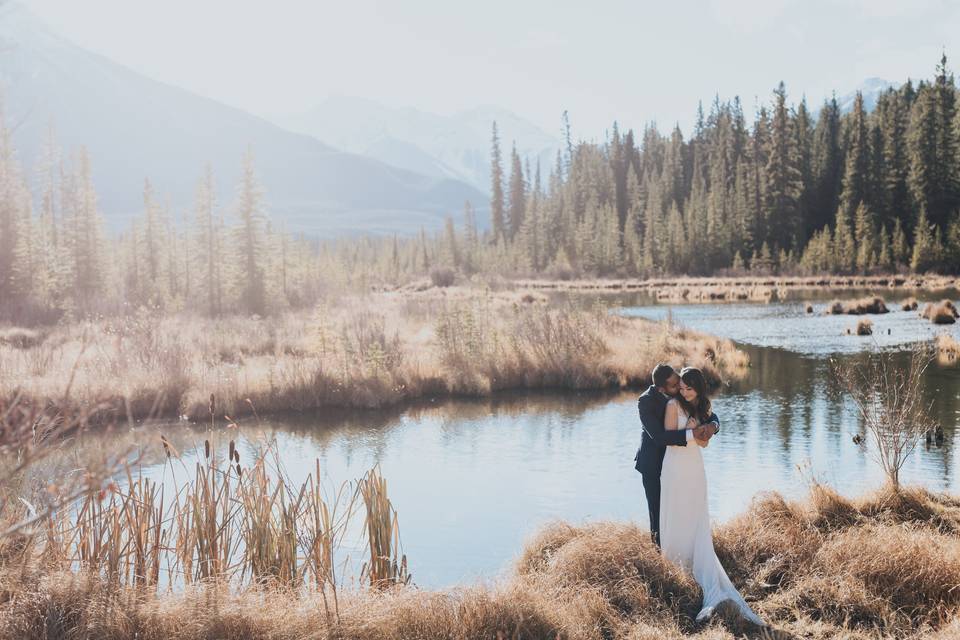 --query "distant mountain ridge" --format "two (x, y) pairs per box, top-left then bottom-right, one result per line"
(276, 97), (560, 191)
(0, 2), (487, 237)
(837, 77), (900, 113)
